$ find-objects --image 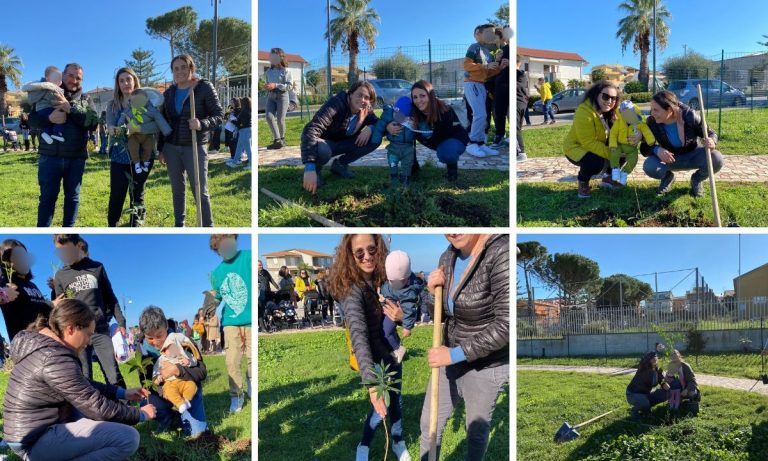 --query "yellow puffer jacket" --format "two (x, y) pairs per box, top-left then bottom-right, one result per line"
(609, 104), (656, 148)
(294, 276), (316, 300)
(563, 100), (614, 162)
(539, 82), (553, 100)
